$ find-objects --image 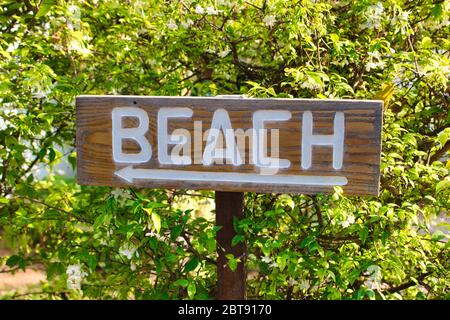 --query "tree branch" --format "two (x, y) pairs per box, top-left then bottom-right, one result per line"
(384, 272), (431, 294)
(430, 140), (450, 163)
